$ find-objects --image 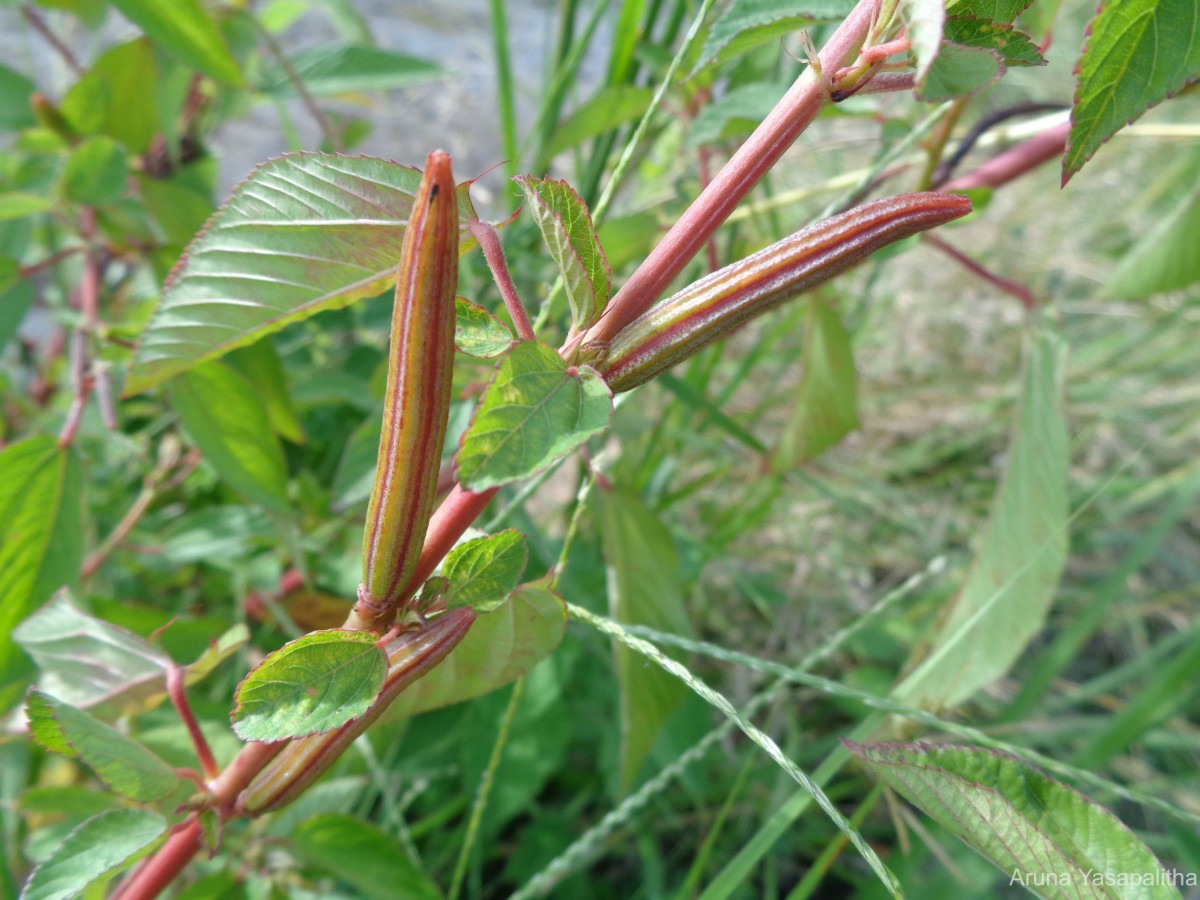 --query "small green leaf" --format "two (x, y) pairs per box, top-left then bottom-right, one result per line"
(457, 342), (613, 490)
(514, 176), (611, 332)
(60, 39), (161, 153)
(126, 154), (482, 394)
(1106, 184), (1200, 298)
(897, 325), (1069, 710)
(847, 742), (1183, 899)
(443, 529), (528, 612)
(170, 361), (291, 511)
(0, 63), (36, 132)
(546, 85), (655, 158)
(181, 624), (249, 685)
(259, 45), (445, 96)
(943, 15), (1045, 67)
(0, 438), (83, 710)
(26, 691), (187, 803)
(455, 297), (514, 358)
(231, 630), (388, 741)
(696, 0), (854, 70)
(20, 809), (168, 900)
(597, 487), (693, 793)
(384, 578), (567, 720)
(61, 137), (130, 206)
(289, 813), (441, 900)
(109, 0), (244, 85)
(226, 338), (306, 443)
(0, 193), (54, 221)
(918, 43), (1004, 101)
(1065, 0), (1200, 183)
(771, 299), (859, 470)
(0, 265), (34, 350)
